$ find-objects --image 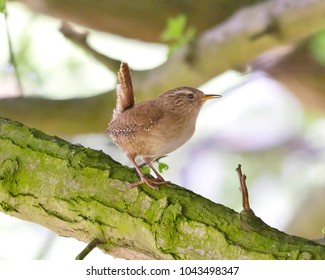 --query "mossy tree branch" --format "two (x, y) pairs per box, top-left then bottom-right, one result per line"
(1, 117), (325, 259)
